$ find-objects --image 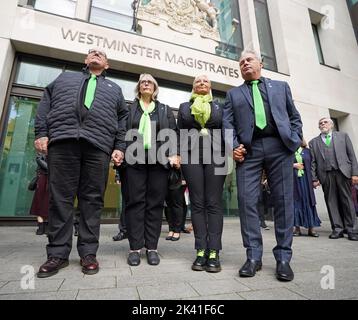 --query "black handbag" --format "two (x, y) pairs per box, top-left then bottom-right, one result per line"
(28, 175), (38, 191)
